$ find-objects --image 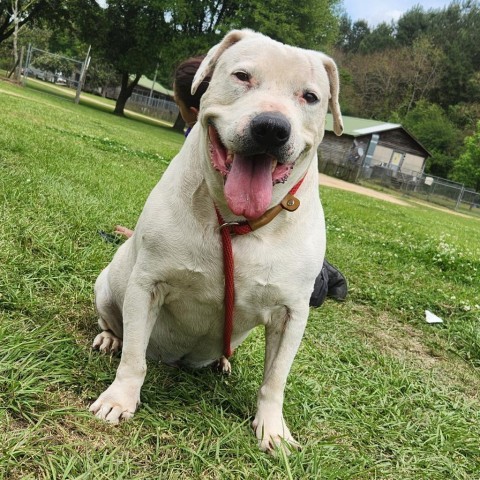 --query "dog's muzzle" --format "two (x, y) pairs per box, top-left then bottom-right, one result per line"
(250, 112), (291, 151)
(208, 111), (296, 221)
